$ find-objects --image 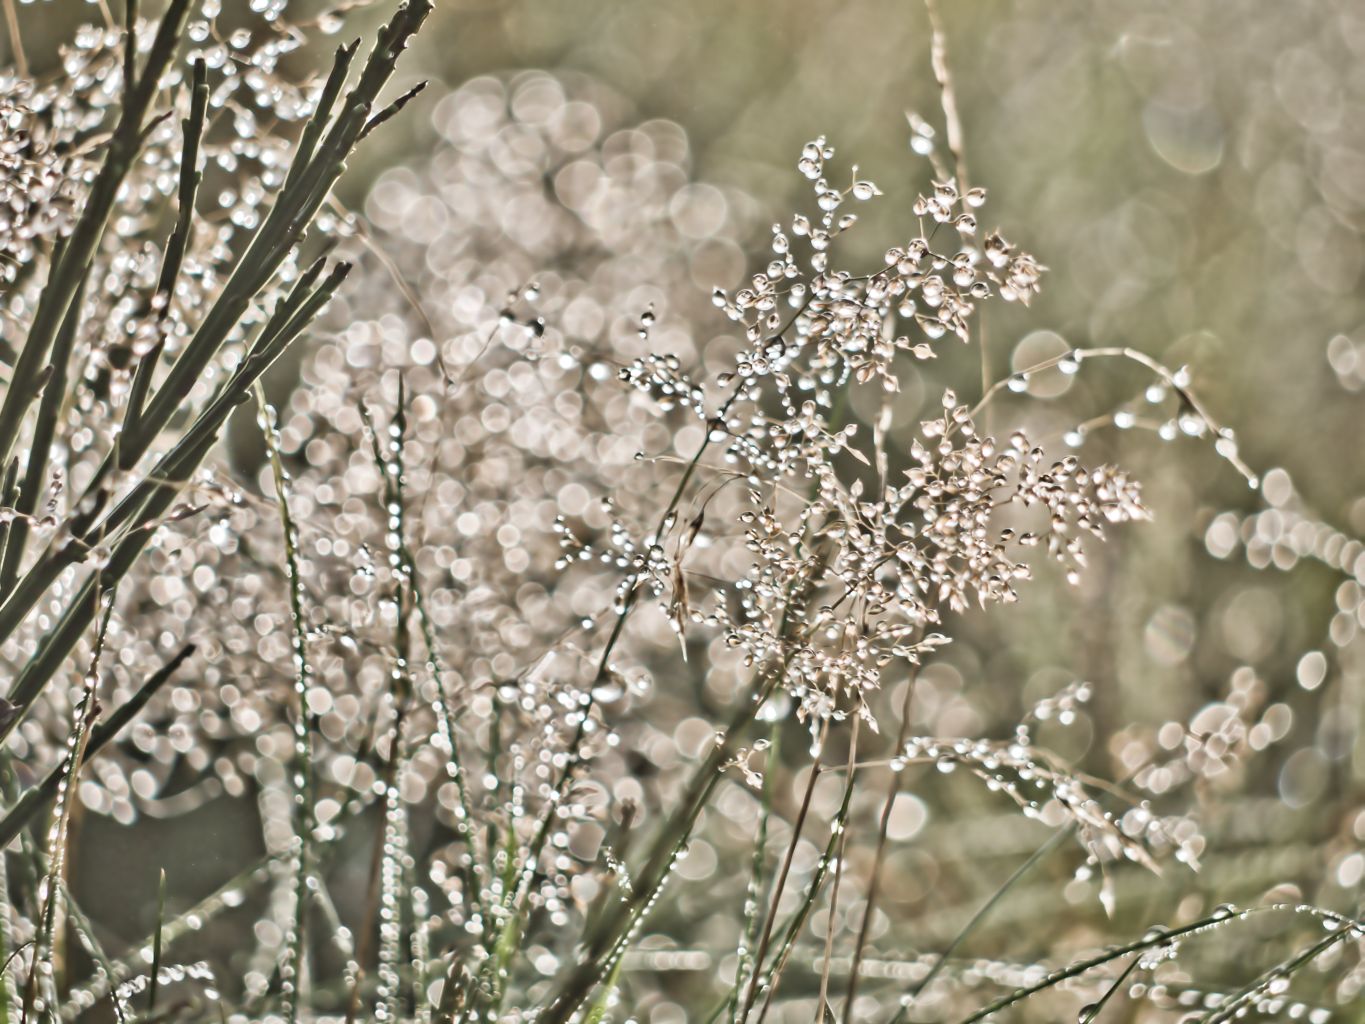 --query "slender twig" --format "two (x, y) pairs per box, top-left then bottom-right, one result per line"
(952, 906), (1361, 1024)
(1, 0), (27, 79)
(0, 644), (194, 851)
(844, 664), (921, 1017)
(815, 717), (861, 1018)
(924, 0), (967, 193)
(737, 724), (827, 1024)
(970, 345), (1258, 485)
(147, 868), (166, 1016)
